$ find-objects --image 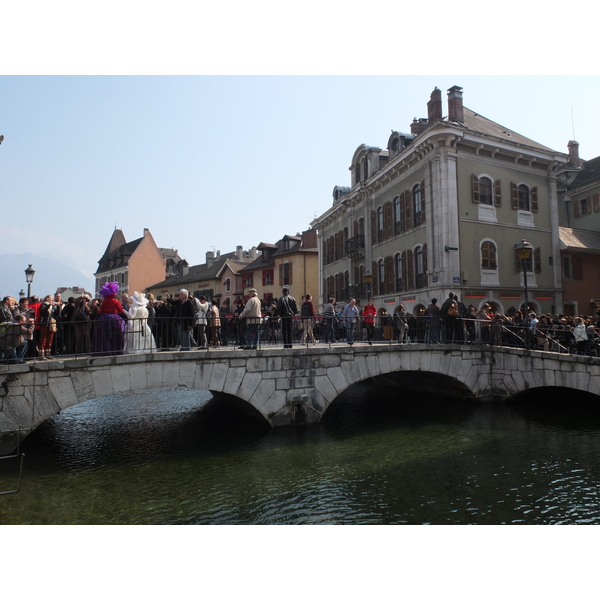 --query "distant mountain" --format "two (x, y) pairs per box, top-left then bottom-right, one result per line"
(0, 253), (95, 299)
